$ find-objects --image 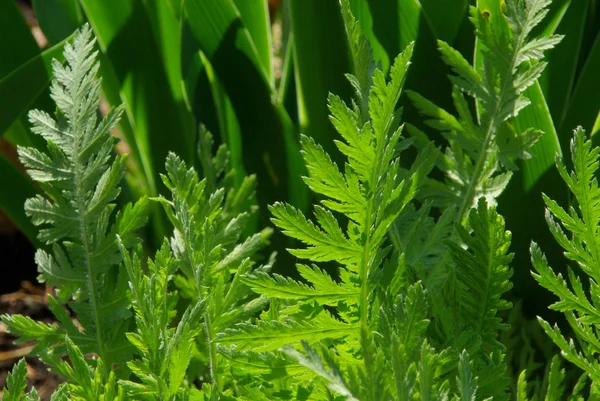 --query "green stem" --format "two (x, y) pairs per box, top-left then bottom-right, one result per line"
(455, 15), (530, 223)
(74, 125), (108, 379)
(455, 117), (496, 223)
(359, 202), (374, 329)
(359, 115), (390, 329)
(205, 311), (220, 399)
